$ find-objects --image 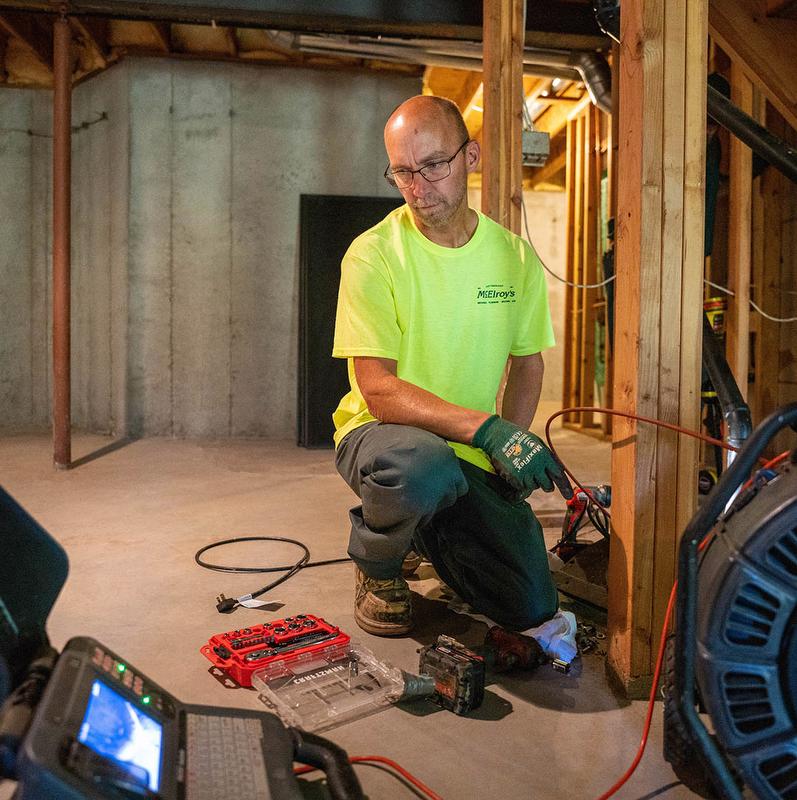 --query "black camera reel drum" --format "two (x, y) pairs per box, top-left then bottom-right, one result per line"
(663, 403), (797, 799)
